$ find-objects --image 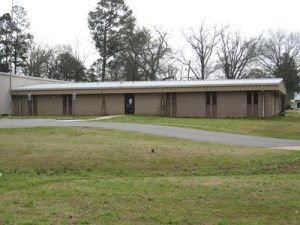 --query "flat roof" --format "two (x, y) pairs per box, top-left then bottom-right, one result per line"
(12, 78), (284, 91)
(0, 72), (65, 83)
